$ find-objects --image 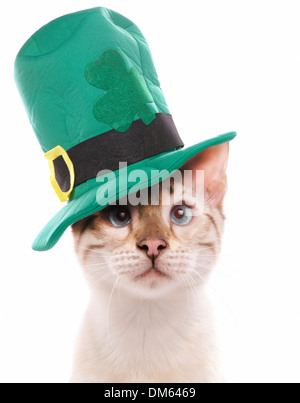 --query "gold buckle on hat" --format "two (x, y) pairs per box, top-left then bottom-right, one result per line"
(44, 146), (75, 202)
